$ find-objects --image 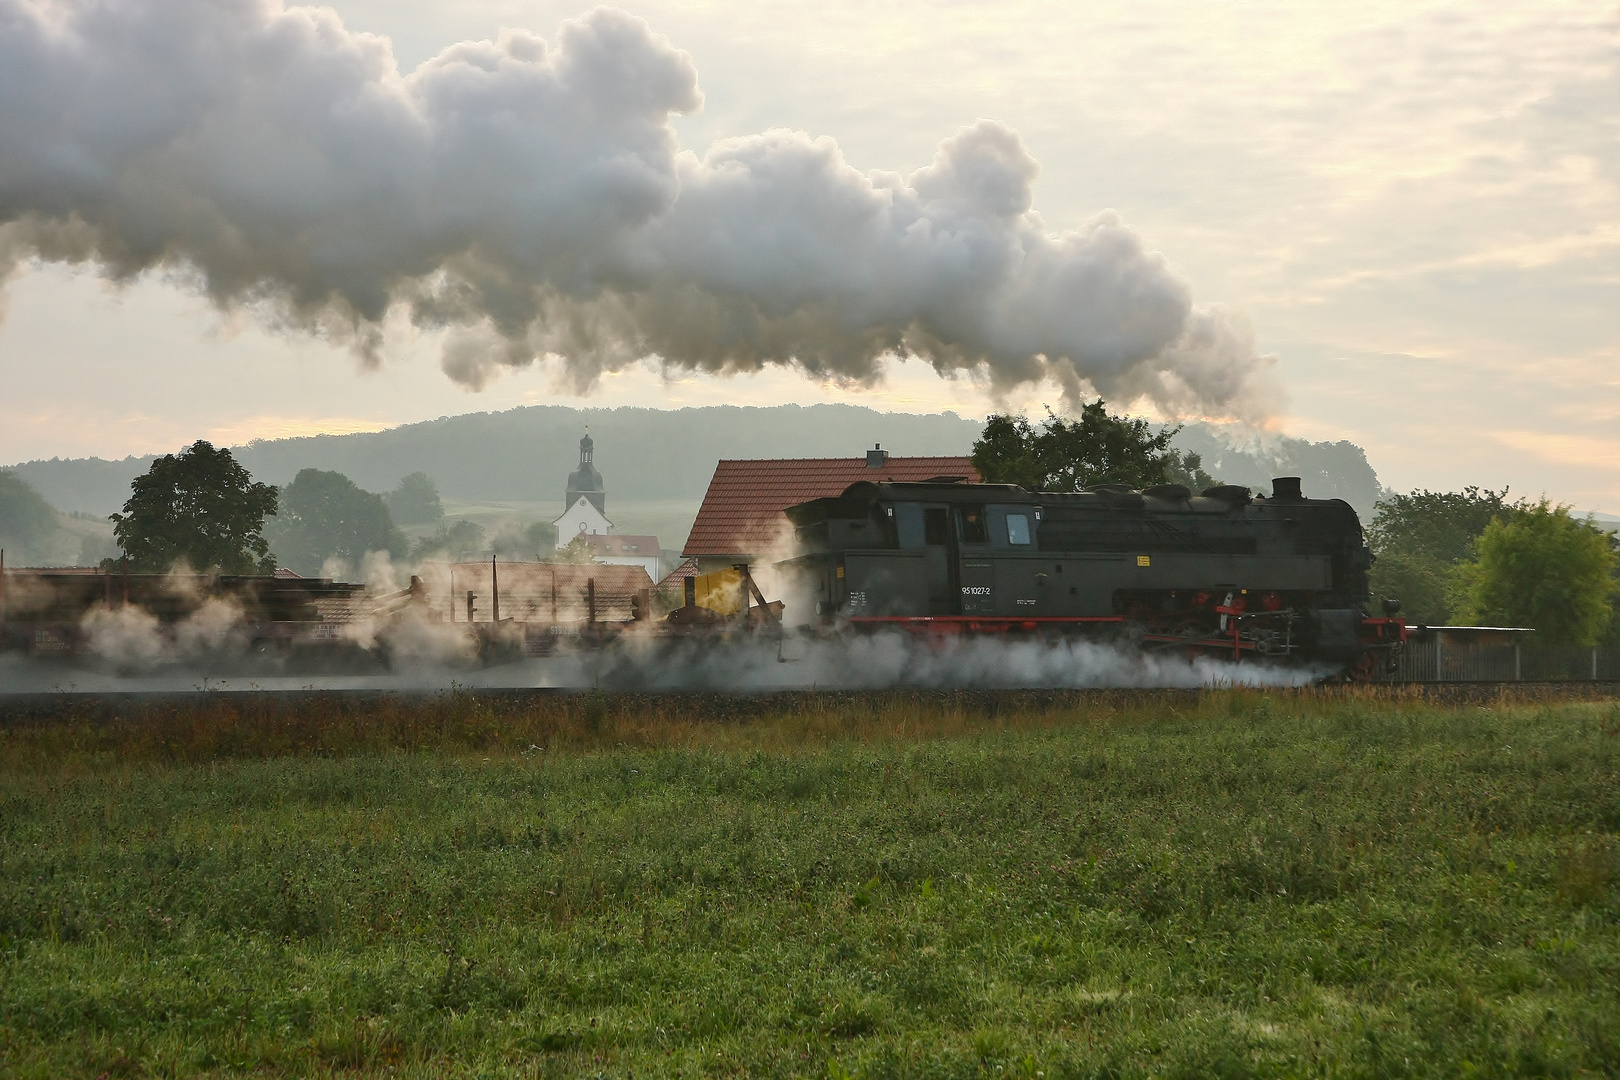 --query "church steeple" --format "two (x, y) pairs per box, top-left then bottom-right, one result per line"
(565, 427), (606, 513)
